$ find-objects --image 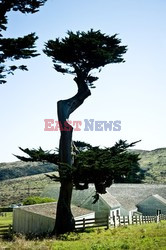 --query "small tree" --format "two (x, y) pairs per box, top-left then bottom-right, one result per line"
(0, 0), (47, 84)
